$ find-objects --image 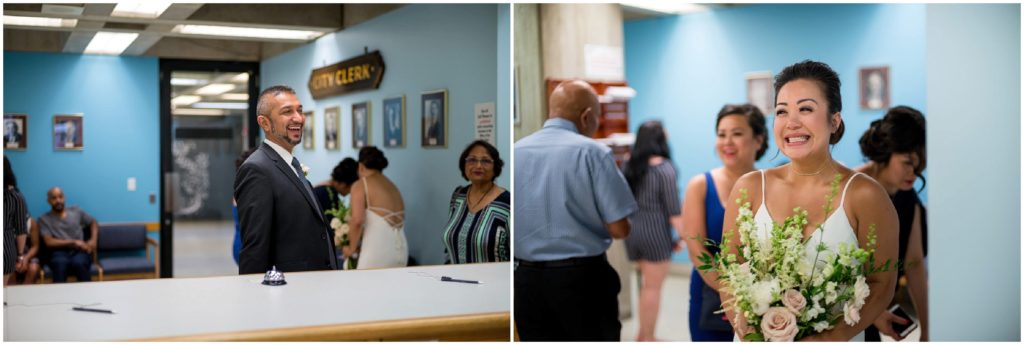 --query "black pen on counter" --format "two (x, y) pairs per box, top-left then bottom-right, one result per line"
(72, 306), (115, 314)
(441, 276), (481, 284)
